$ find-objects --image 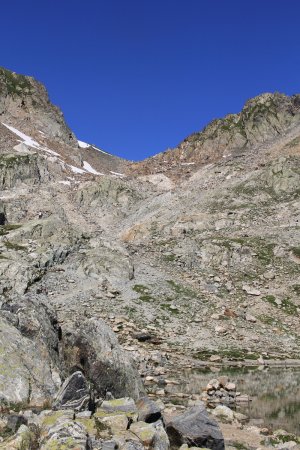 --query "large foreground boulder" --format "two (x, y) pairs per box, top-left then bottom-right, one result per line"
(165, 406), (224, 450)
(0, 298), (61, 407)
(39, 410), (91, 450)
(60, 318), (145, 400)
